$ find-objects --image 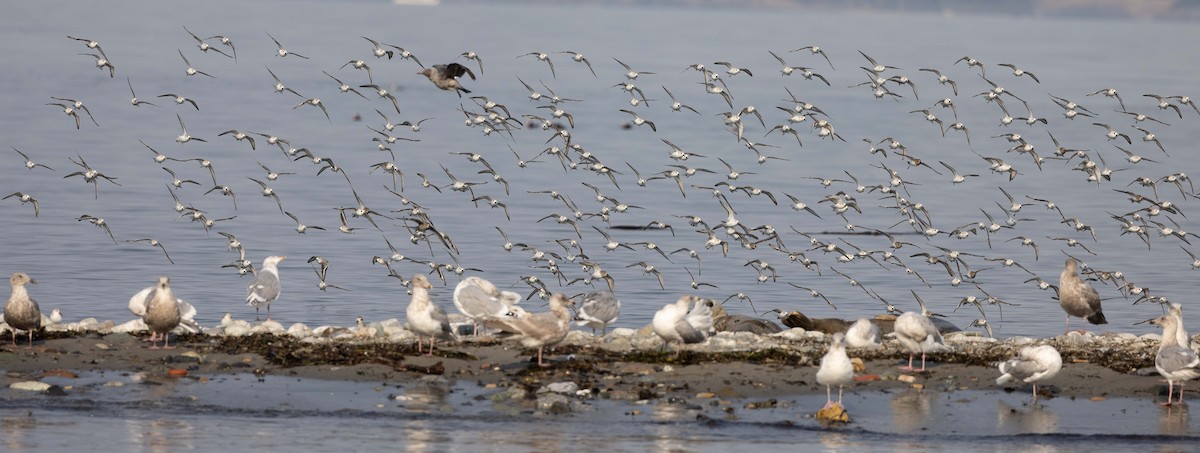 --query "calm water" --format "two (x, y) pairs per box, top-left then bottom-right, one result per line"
(1, 0), (1199, 447)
